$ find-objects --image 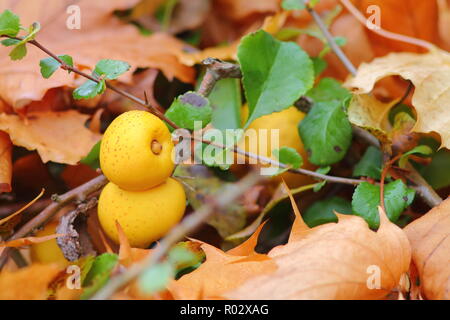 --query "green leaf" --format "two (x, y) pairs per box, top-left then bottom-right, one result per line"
(1, 38), (20, 46)
(39, 55), (74, 79)
(210, 78), (242, 131)
(352, 180), (415, 229)
(165, 91), (212, 130)
(419, 149), (450, 190)
(80, 140), (101, 169)
(353, 146), (382, 180)
(9, 43), (26, 60)
(282, 0), (306, 10)
(0, 10), (20, 37)
(306, 77), (351, 103)
(238, 30), (314, 126)
(194, 129), (241, 170)
(94, 59), (131, 80)
(81, 253), (118, 299)
(139, 262), (174, 294)
(73, 79), (106, 100)
(299, 100), (352, 166)
(312, 57), (327, 76)
(272, 147), (303, 175)
(303, 196), (352, 227)
(398, 145), (433, 168)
